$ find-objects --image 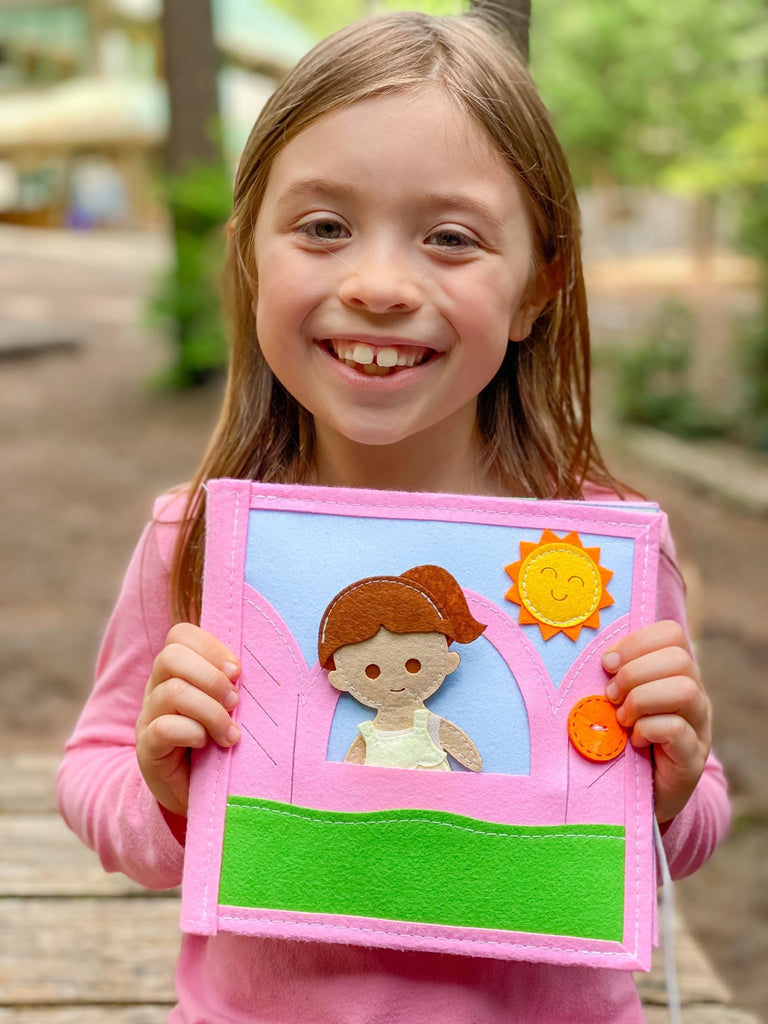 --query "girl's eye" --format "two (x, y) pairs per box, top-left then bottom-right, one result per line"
(405, 659), (421, 674)
(298, 218), (349, 242)
(427, 228), (479, 251)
